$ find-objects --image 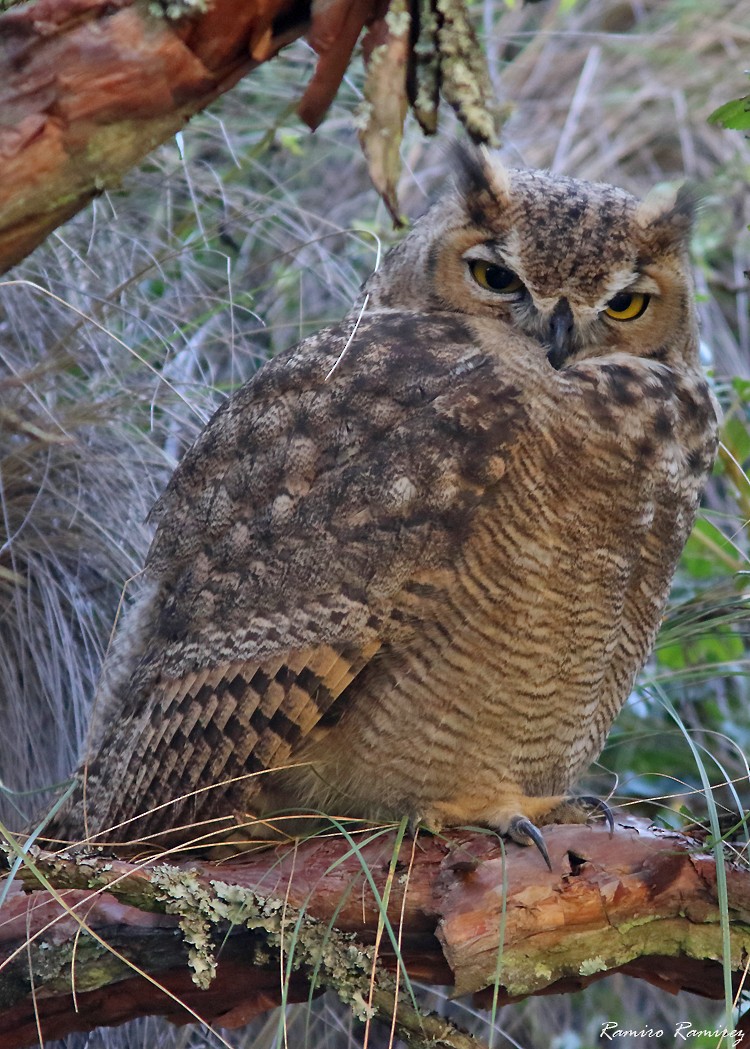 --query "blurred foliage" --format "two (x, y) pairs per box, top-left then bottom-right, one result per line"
(0, 0), (749, 1047)
(710, 75), (750, 132)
